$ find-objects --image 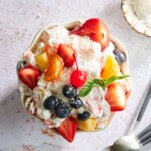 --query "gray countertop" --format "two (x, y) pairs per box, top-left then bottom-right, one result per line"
(0, 0), (151, 150)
